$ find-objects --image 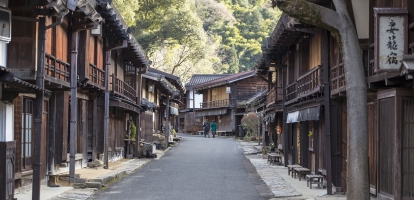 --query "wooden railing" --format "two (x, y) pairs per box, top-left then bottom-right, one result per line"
(285, 82), (297, 102)
(331, 63), (345, 96)
(111, 75), (136, 101)
(285, 65), (323, 103)
(266, 86), (283, 107)
(200, 99), (234, 108)
(44, 53), (70, 82)
(297, 65), (323, 96)
(89, 63), (105, 88)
